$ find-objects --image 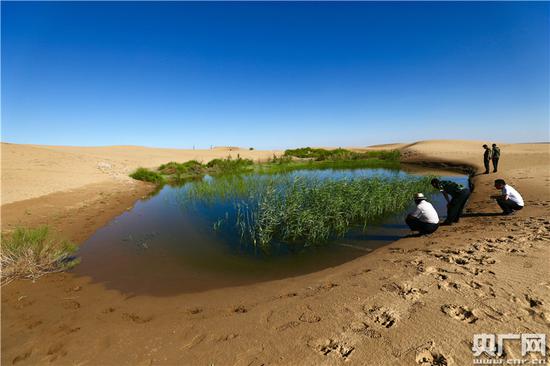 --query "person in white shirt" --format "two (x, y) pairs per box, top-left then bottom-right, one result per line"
(405, 193), (440, 235)
(491, 179), (524, 215)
